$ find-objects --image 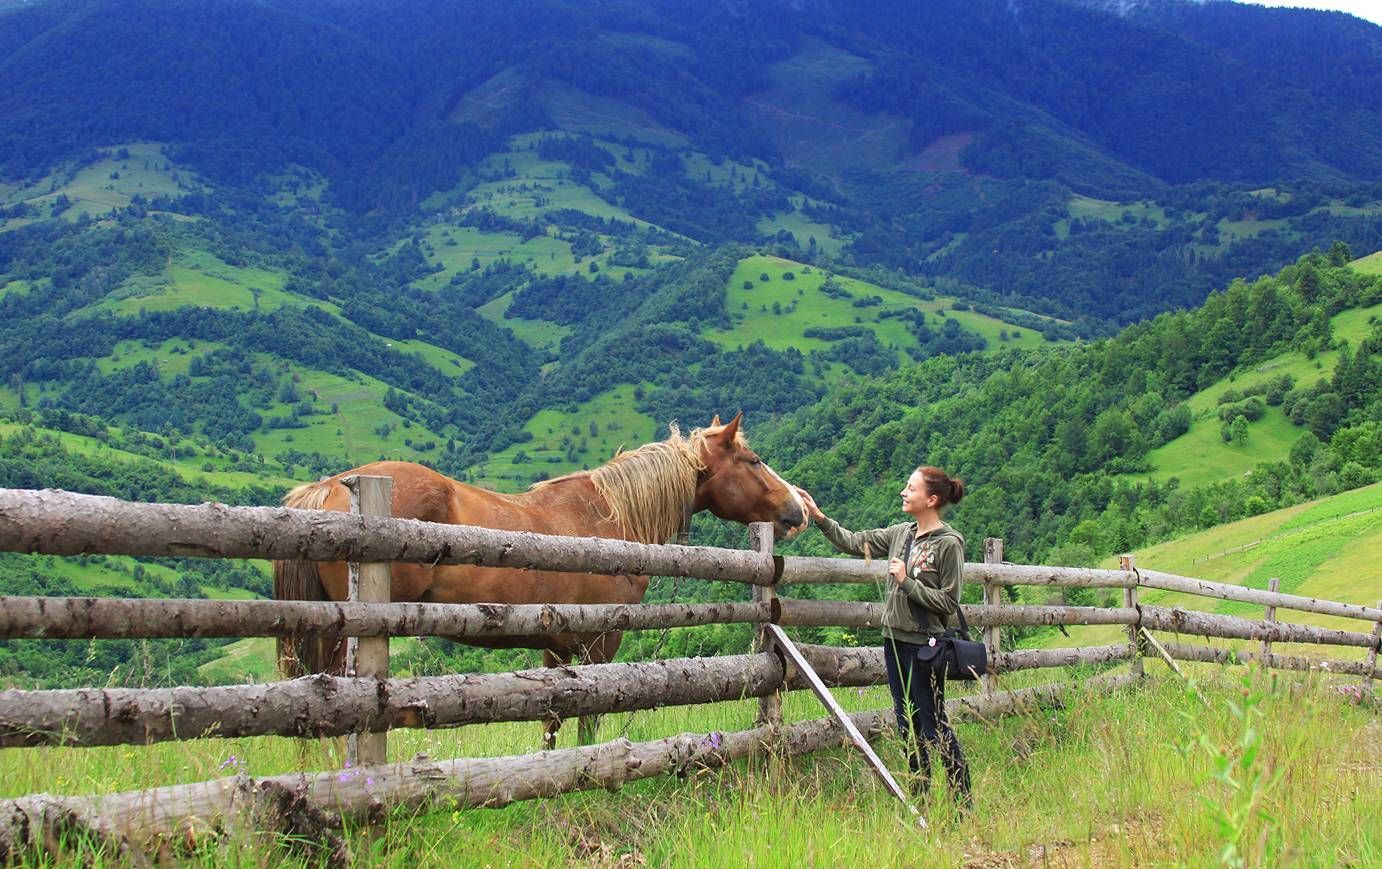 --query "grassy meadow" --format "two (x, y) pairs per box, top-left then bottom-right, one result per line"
(711, 254), (1055, 360)
(1141, 301), (1381, 487)
(1041, 482), (1382, 663)
(469, 383), (660, 491)
(2, 669), (1375, 866)
(0, 143), (202, 230)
